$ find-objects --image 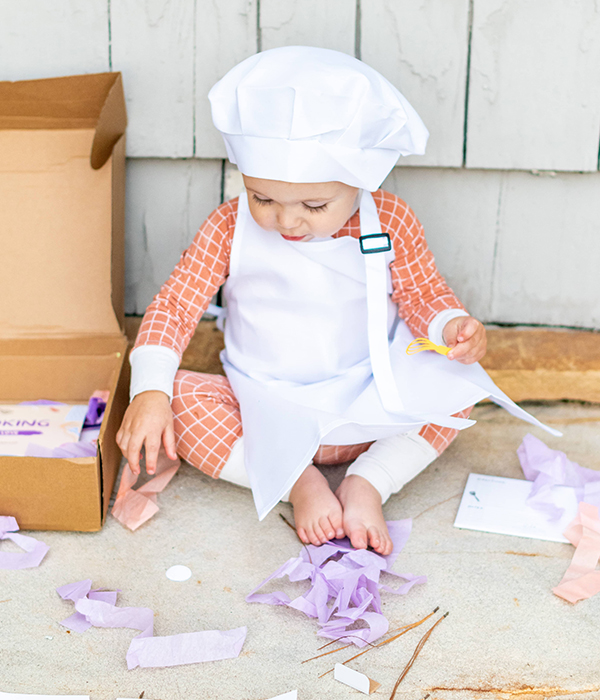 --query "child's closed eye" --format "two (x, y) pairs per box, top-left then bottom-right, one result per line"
(303, 202), (328, 213)
(252, 194), (273, 206)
